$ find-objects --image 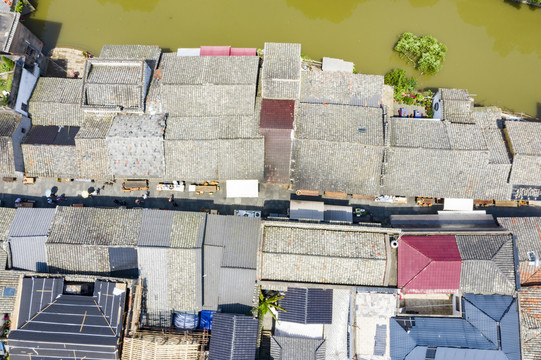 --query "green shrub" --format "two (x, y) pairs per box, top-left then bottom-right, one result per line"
(394, 32), (447, 75)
